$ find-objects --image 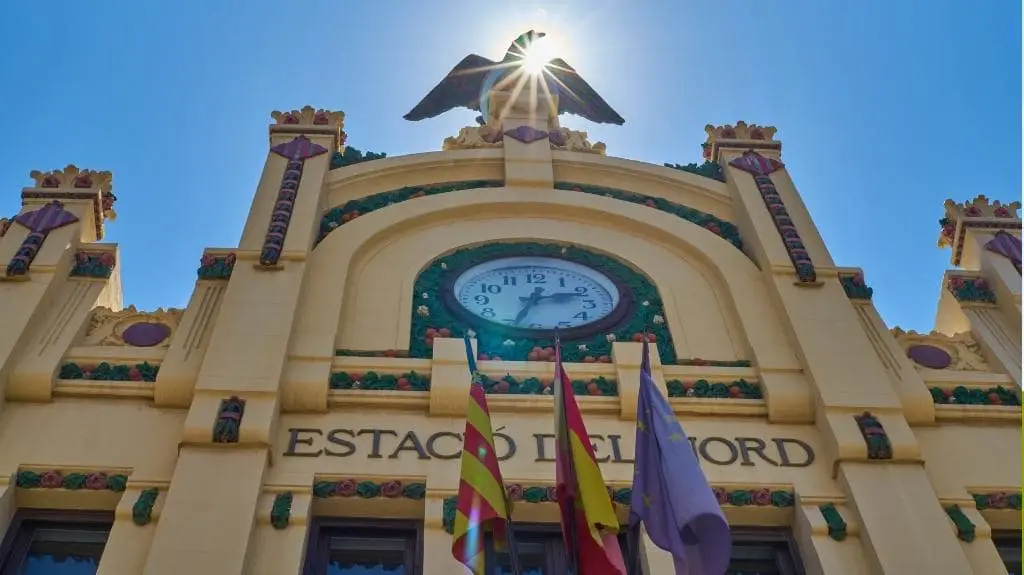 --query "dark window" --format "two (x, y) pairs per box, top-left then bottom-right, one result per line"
(485, 524), (638, 575)
(727, 529), (804, 575)
(303, 519), (422, 575)
(0, 510), (112, 575)
(994, 532), (1022, 575)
